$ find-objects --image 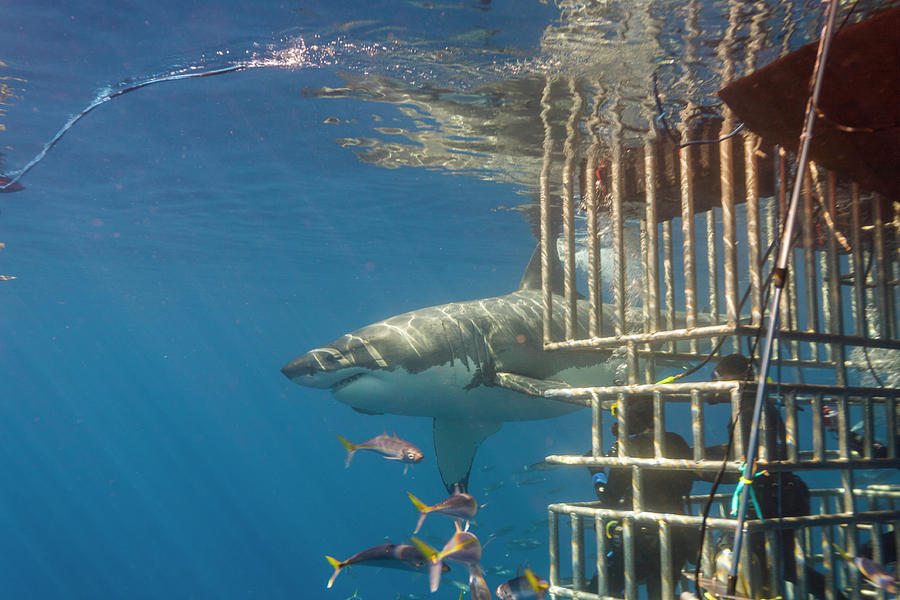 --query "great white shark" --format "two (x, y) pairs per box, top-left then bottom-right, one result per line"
(281, 247), (619, 493)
